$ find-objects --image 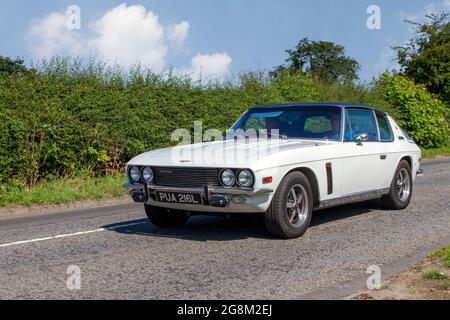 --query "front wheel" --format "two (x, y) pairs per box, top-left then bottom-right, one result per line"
(144, 204), (190, 228)
(381, 160), (413, 210)
(264, 171), (314, 239)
